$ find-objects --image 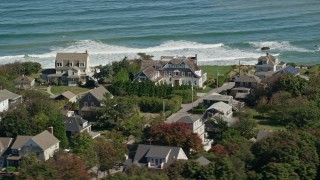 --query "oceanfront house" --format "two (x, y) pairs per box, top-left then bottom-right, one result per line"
(0, 138), (13, 168)
(51, 90), (77, 103)
(63, 111), (100, 138)
(133, 55), (207, 88)
(14, 75), (35, 89)
(129, 144), (188, 169)
(79, 86), (112, 118)
(46, 51), (93, 86)
(5, 129), (59, 167)
(255, 53), (286, 79)
(0, 89), (22, 112)
(234, 74), (261, 88)
(176, 114), (213, 151)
